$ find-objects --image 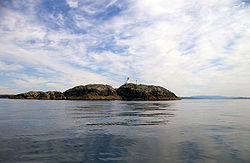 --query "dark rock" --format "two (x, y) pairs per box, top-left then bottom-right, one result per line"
(13, 91), (65, 100)
(117, 83), (180, 100)
(64, 84), (122, 100)
(0, 95), (15, 99)
(1, 83), (180, 101)
(14, 91), (46, 99)
(47, 91), (66, 100)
